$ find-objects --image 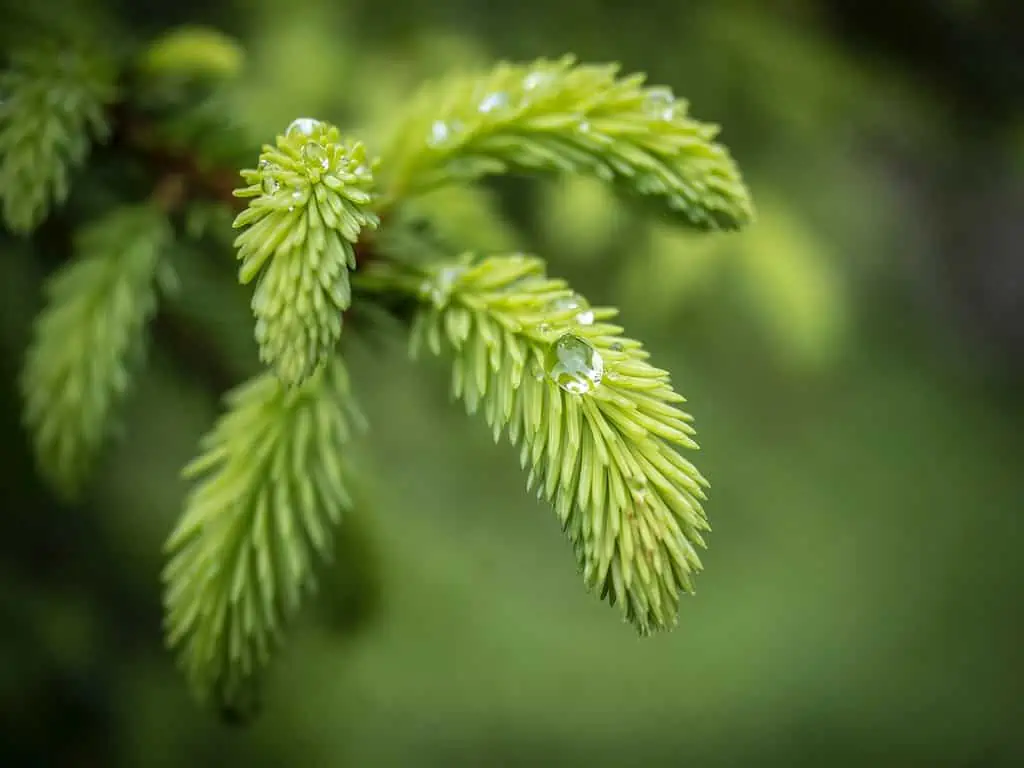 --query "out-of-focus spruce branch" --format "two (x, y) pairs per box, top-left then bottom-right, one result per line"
(5, 14), (755, 721)
(0, 40), (117, 233)
(21, 204), (174, 497)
